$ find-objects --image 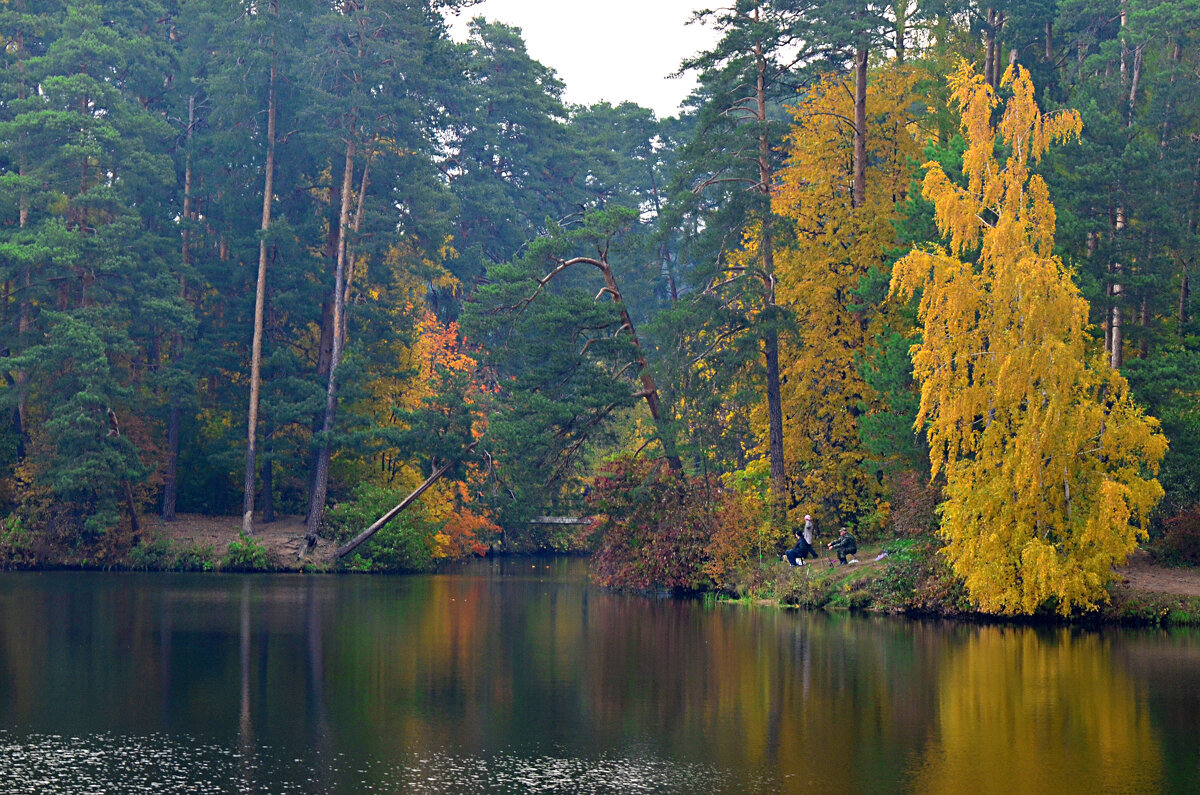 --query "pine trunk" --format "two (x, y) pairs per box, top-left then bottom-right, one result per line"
(260, 435), (275, 524)
(853, 45), (868, 210)
(755, 41), (787, 514)
(991, 14), (1006, 85)
(304, 139), (356, 553)
(1180, 271), (1190, 336)
(599, 261), (681, 470)
(242, 66), (277, 536)
(14, 164), (30, 459)
(984, 9), (996, 86)
(163, 94), (196, 522)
